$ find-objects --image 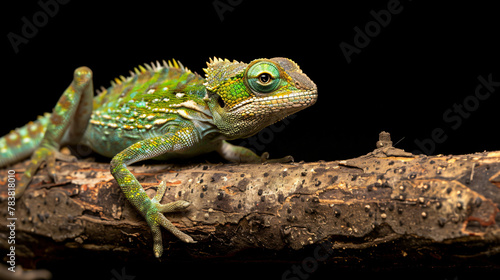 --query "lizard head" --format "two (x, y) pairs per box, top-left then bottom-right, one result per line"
(203, 57), (317, 139)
